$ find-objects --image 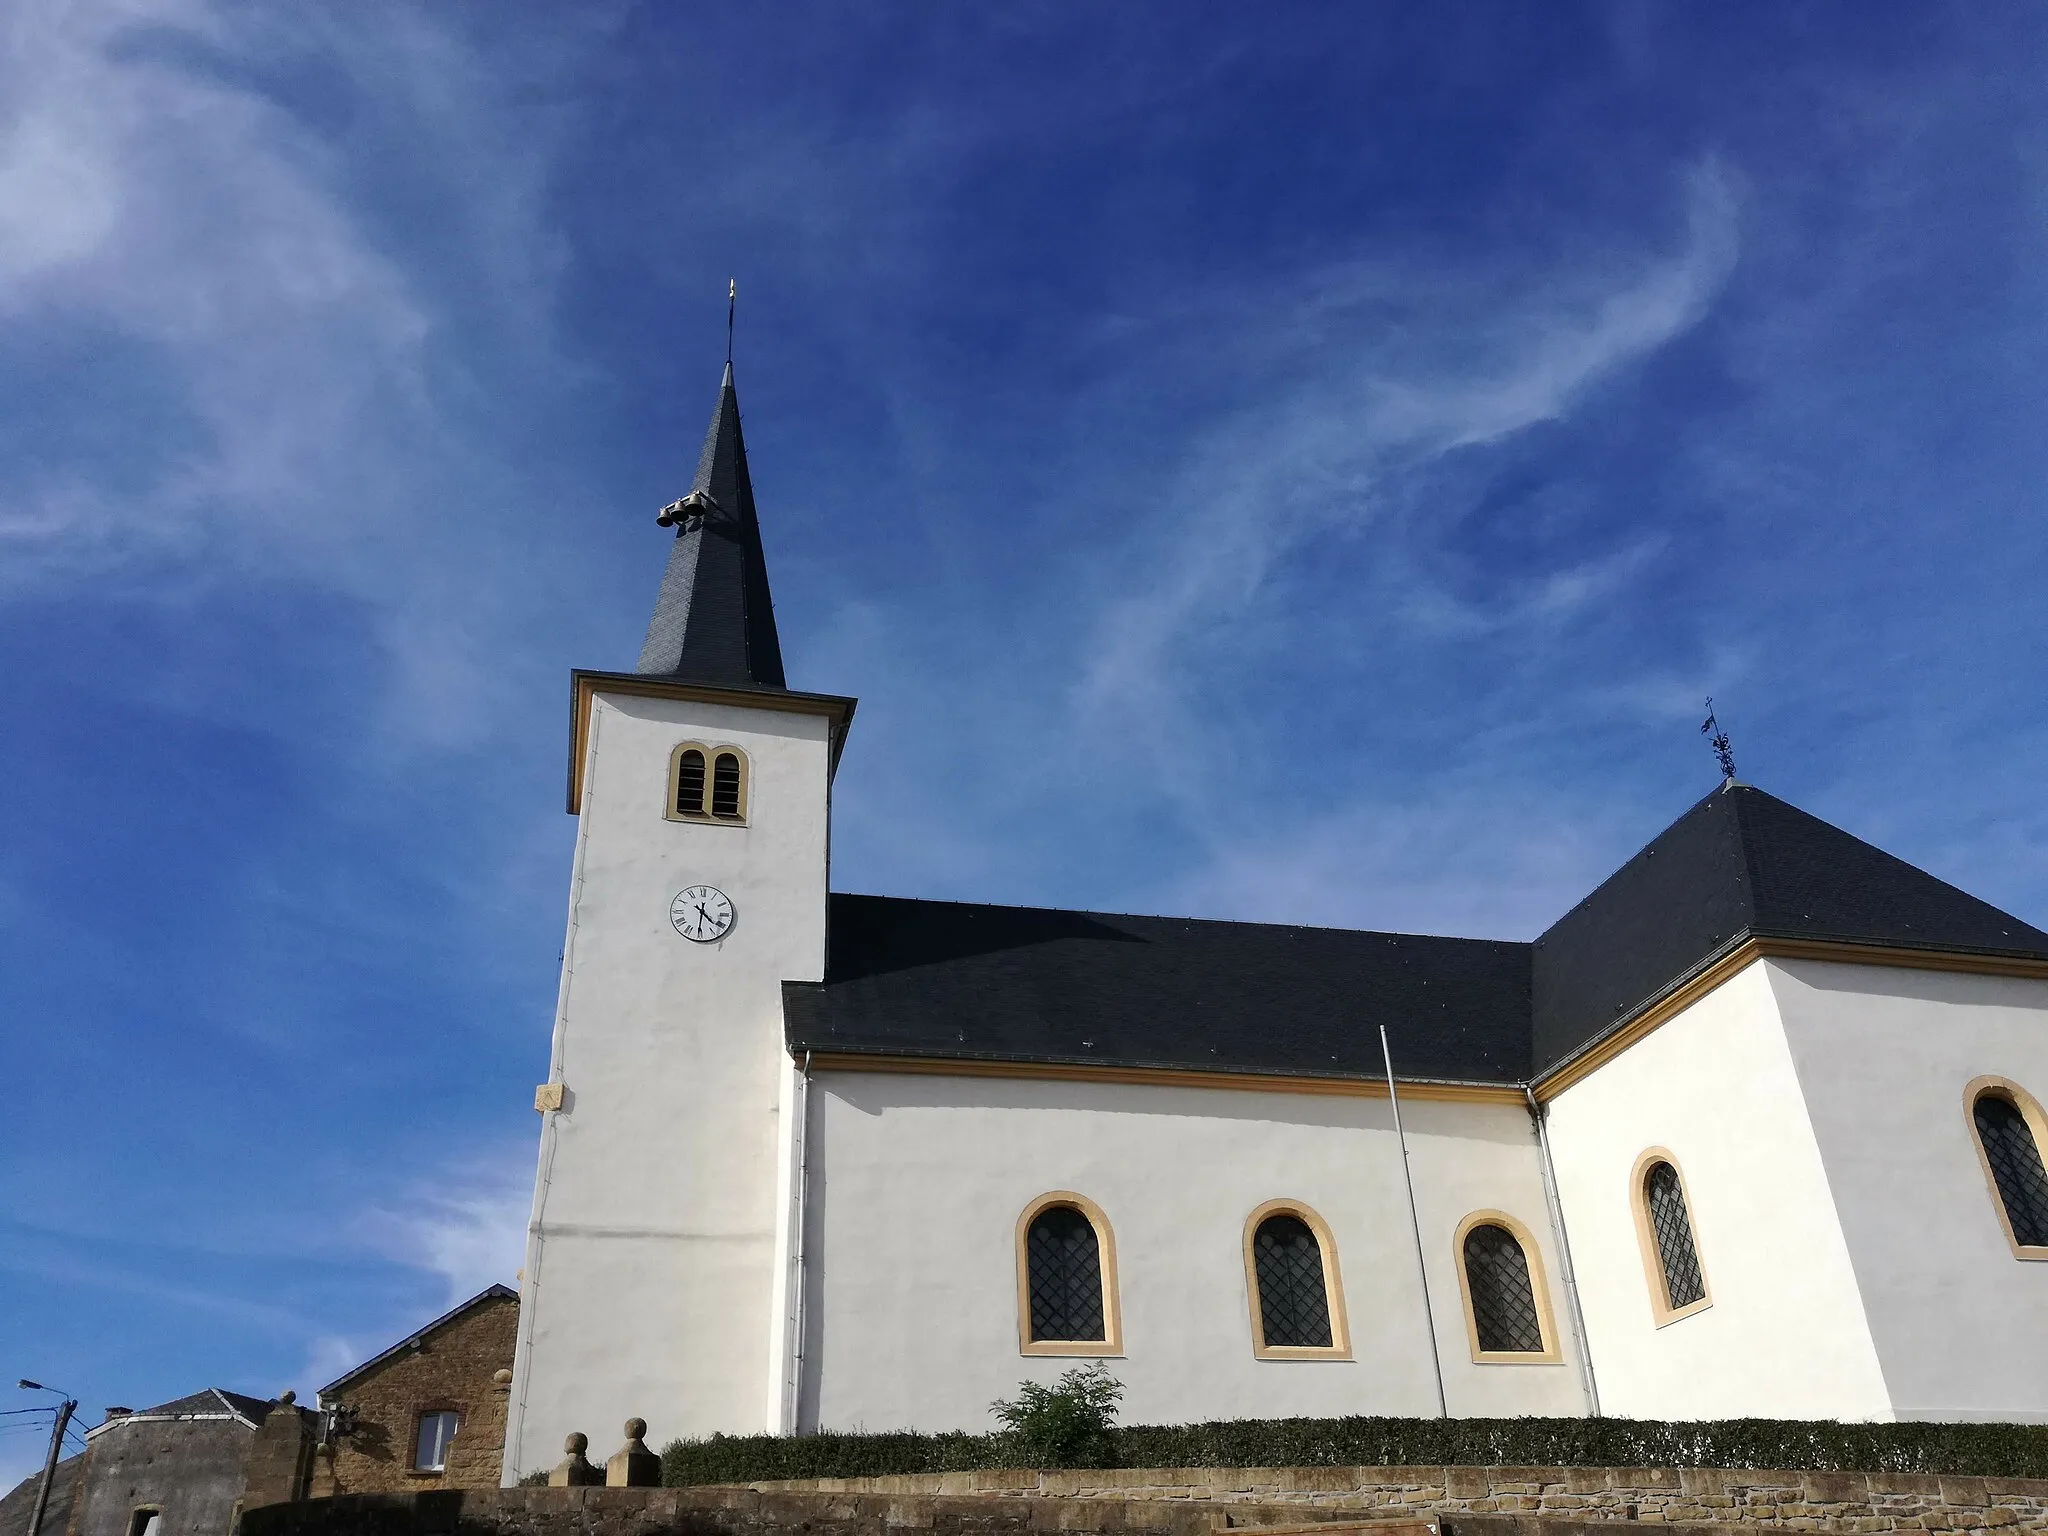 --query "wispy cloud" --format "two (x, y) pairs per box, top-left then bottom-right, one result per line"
(0, 0), (576, 751)
(1073, 161), (1738, 817)
(360, 1146), (529, 1309)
